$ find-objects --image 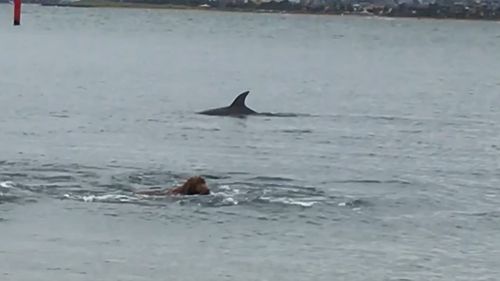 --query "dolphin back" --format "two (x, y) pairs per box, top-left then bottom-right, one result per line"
(198, 90), (257, 116)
